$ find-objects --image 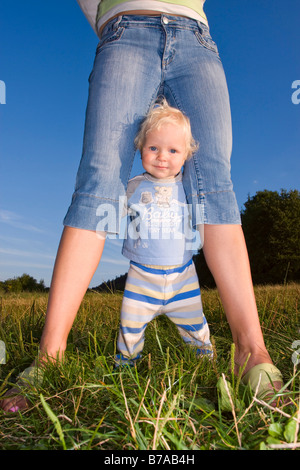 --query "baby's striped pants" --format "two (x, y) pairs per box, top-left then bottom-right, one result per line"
(116, 259), (213, 365)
